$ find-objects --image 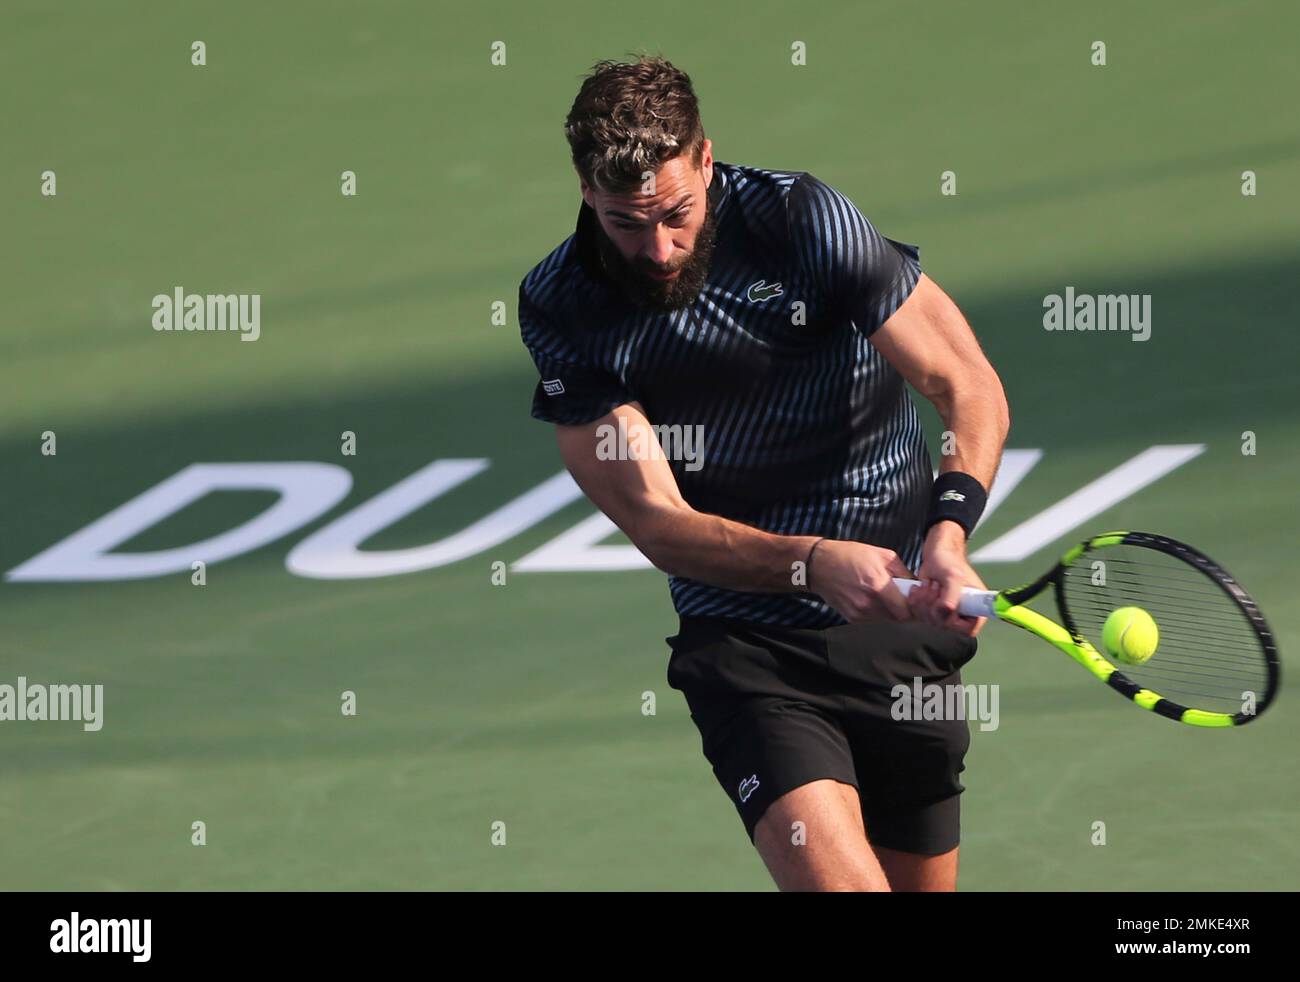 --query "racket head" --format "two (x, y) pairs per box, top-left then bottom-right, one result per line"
(1045, 531), (1279, 726)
